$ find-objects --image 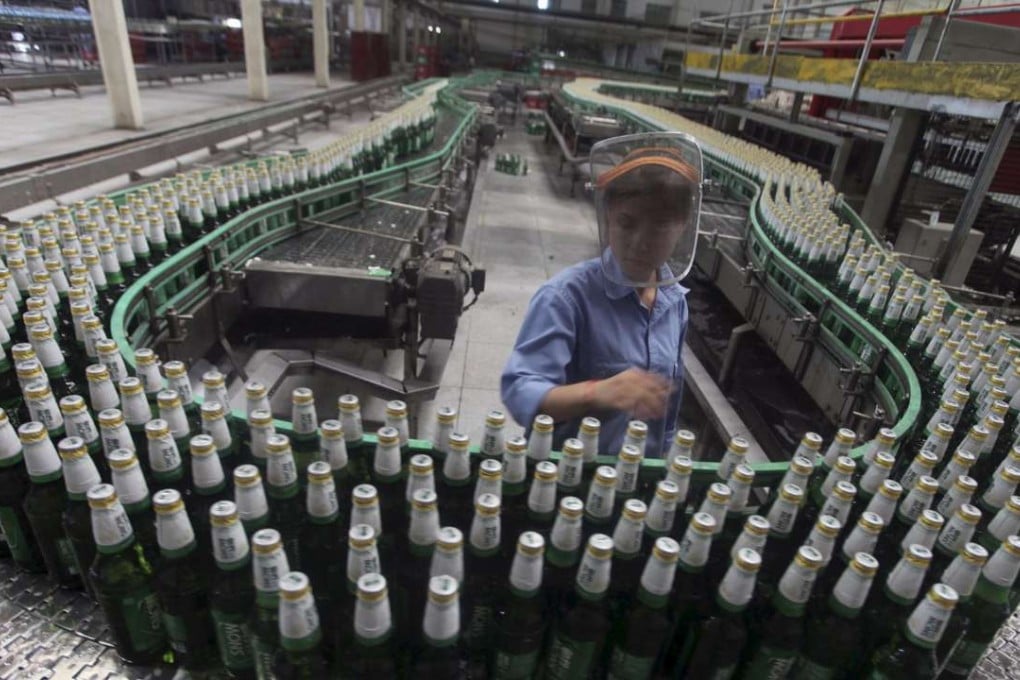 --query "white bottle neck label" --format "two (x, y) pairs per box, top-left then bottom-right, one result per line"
(613, 517), (643, 556)
(212, 523), (249, 565)
(778, 563), (817, 605)
(718, 563), (756, 608)
(92, 504), (135, 549)
(157, 509), (196, 552)
(832, 567), (873, 610)
(279, 593), (320, 642)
